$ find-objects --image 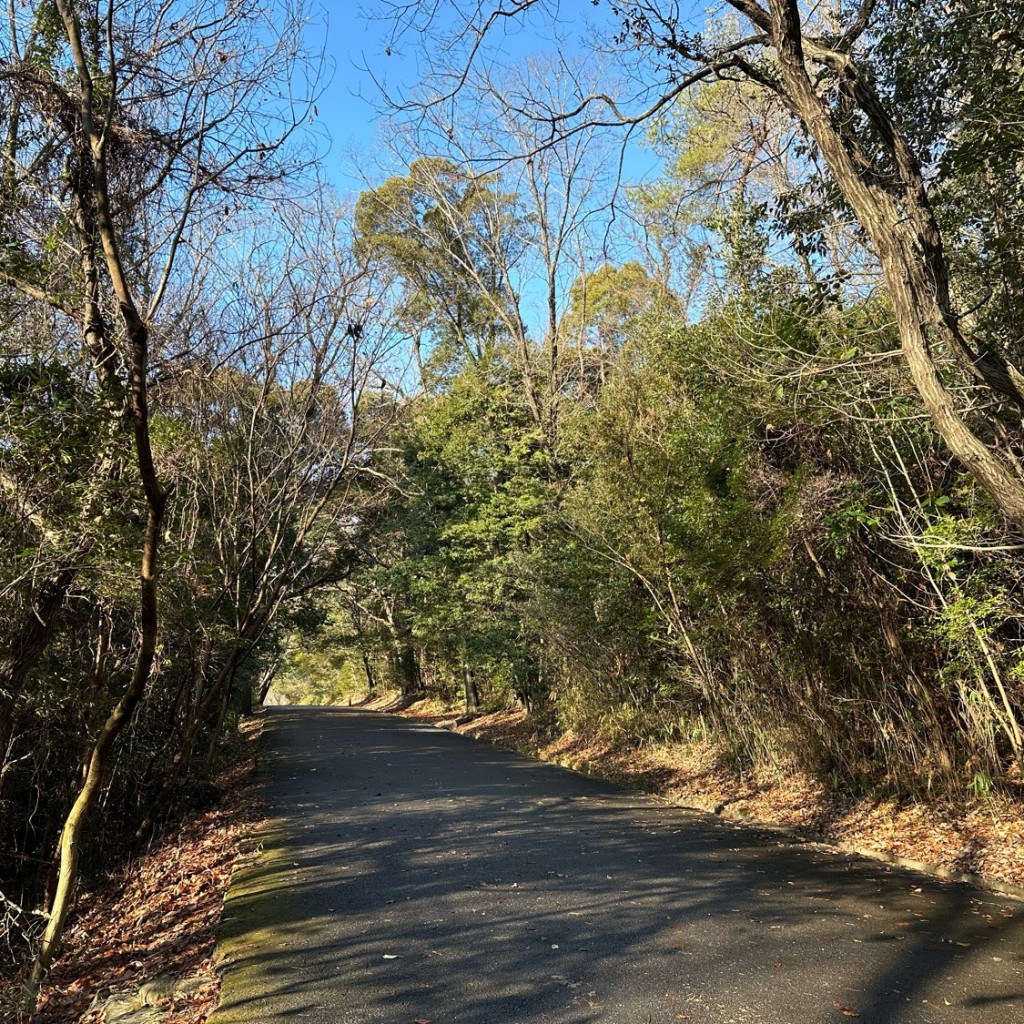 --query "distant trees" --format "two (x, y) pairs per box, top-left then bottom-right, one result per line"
(338, 226), (1024, 792)
(355, 158), (528, 374)
(382, 0), (1024, 528)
